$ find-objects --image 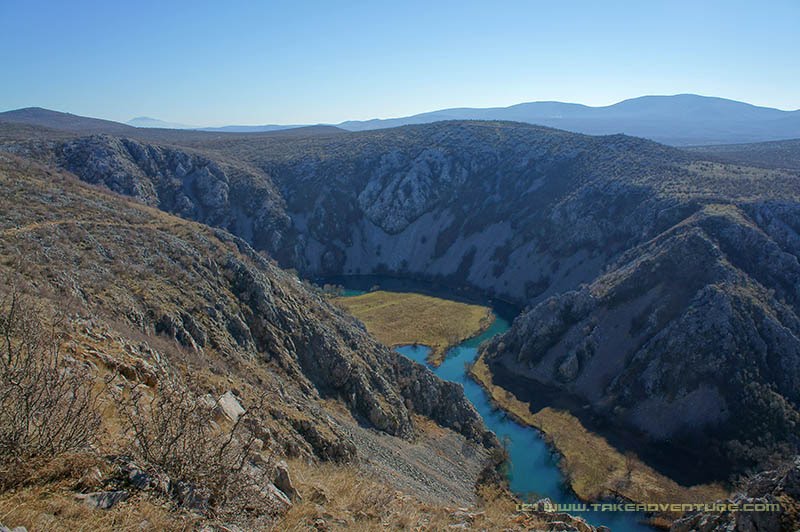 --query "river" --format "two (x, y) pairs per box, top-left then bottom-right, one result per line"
(327, 276), (653, 531)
